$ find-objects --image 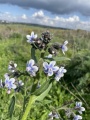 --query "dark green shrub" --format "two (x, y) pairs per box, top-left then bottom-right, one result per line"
(9, 33), (22, 39)
(64, 50), (90, 93)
